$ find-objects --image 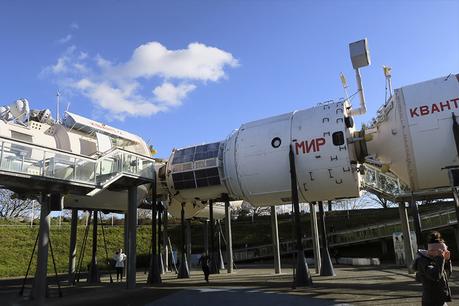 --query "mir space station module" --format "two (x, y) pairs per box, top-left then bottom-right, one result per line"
(1, 39), (459, 217)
